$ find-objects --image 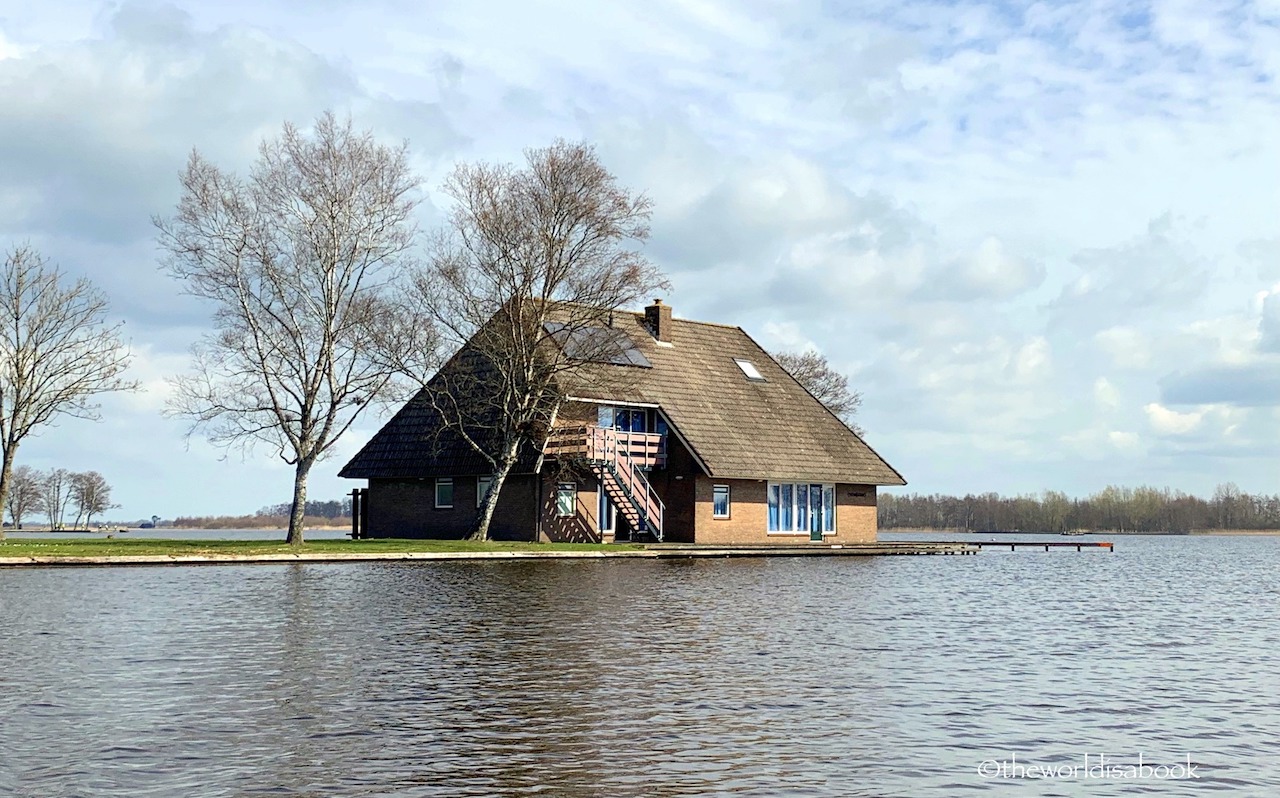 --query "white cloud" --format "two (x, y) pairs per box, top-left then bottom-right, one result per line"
(0, 30), (28, 60)
(1012, 337), (1051, 382)
(4, 0), (1280, 512)
(1109, 431), (1141, 451)
(1144, 403), (1204, 435)
(1095, 327), (1151, 369)
(1094, 377), (1119, 409)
